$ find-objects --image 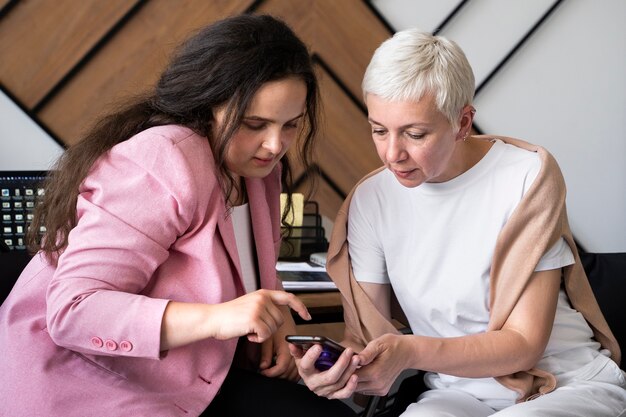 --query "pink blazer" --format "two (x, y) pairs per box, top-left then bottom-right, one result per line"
(0, 125), (283, 416)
